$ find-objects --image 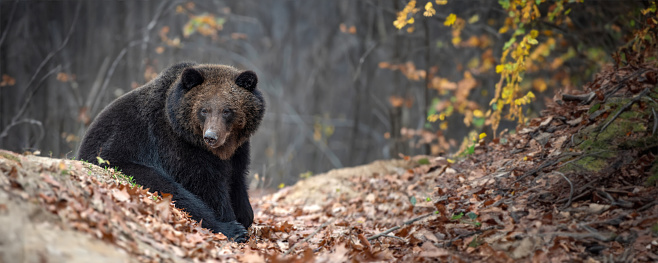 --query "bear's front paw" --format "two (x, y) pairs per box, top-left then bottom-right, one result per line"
(235, 206), (254, 230)
(223, 220), (249, 243)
